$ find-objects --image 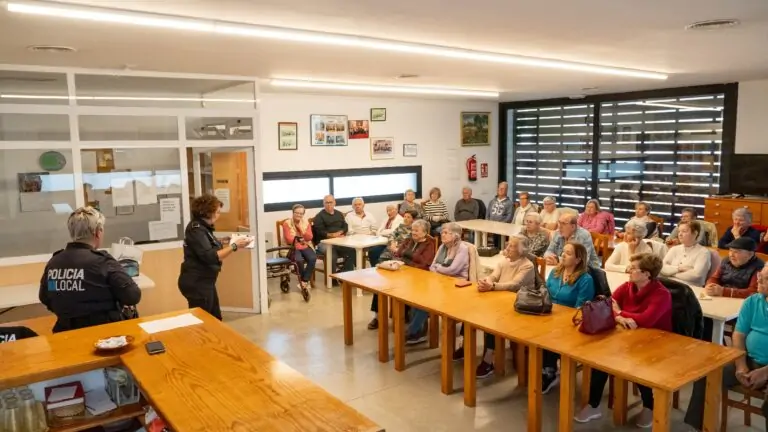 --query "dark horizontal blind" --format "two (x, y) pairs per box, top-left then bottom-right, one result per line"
(597, 95), (723, 233)
(512, 104), (595, 209)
